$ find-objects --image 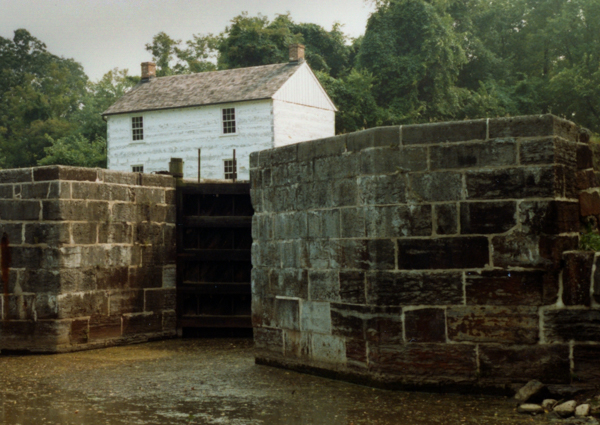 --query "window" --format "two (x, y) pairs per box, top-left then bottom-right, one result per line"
(224, 159), (237, 180)
(132, 165), (144, 173)
(222, 108), (236, 134)
(132, 116), (143, 141)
